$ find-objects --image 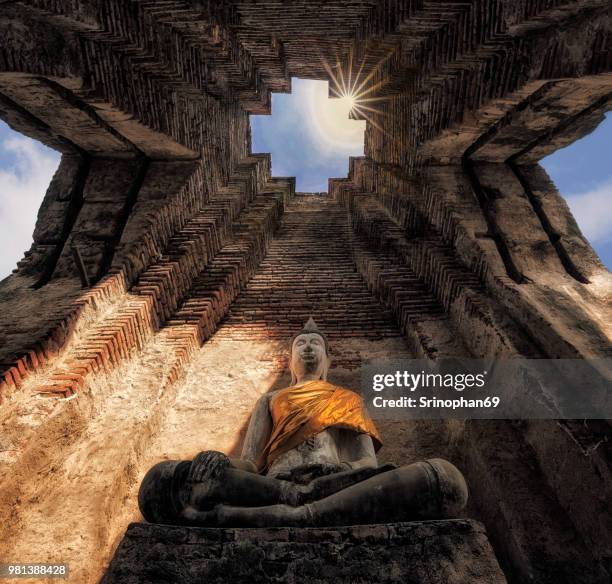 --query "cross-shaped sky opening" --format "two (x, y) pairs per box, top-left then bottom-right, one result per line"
(250, 78), (366, 192)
